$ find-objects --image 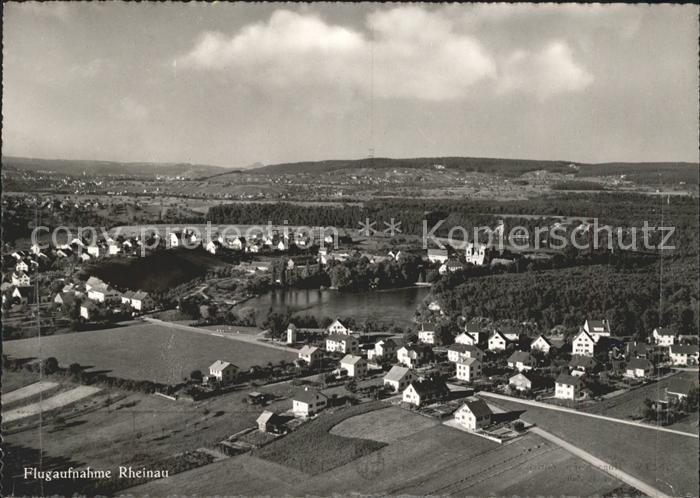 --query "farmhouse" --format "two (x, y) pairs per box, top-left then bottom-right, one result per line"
(208, 360), (238, 385)
(652, 327), (676, 347)
(427, 248), (449, 264)
(292, 387), (328, 418)
(397, 344), (432, 368)
(455, 398), (493, 431)
(121, 291), (154, 311)
(339, 355), (367, 378)
(298, 345), (322, 365)
(669, 345), (699, 366)
(530, 335), (552, 354)
(572, 329), (596, 357)
(625, 358), (653, 379)
(257, 411), (286, 434)
(87, 282), (121, 304)
(555, 374), (581, 400)
(383, 365), (415, 392)
(507, 351), (535, 372)
(326, 334), (359, 354)
(327, 319), (352, 335)
(447, 344), (484, 363)
(582, 318), (611, 342)
(455, 357), (482, 382)
(402, 379), (449, 407)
